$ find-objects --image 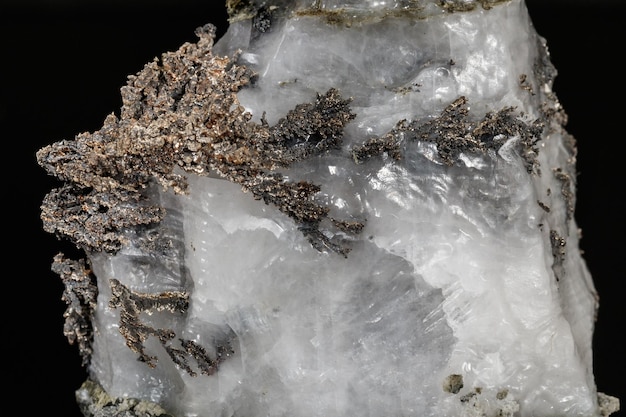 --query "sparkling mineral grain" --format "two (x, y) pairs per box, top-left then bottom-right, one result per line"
(37, 1), (621, 416)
